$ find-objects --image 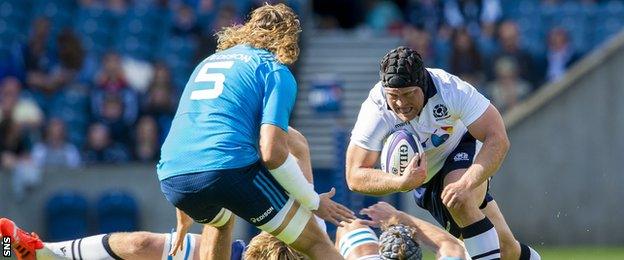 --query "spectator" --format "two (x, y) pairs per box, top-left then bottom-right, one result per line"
(486, 57), (532, 112)
(194, 3), (241, 61)
(476, 20), (497, 60)
(142, 63), (176, 142)
(134, 116), (160, 162)
(443, 0), (502, 36)
(544, 27), (582, 83)
(312, 0), (365, 29)
(491, 20), (539, 87)
(365, 0), (404, 35)
(0, 77), (42, 200)
(0, 77), (44, 140)
(24, 17), (55, 96)
(171, 4), (203, 38)
(107, 0), (128, 16)
(32, 118), (81, 169)
(98, 94), (132, 146)
(83, 123), (130, 164)
(35, 29), (87, 116)
(403, 25), (439, 67)
(95, 52), (129, 92)
(406, 0), (445, 35)
(449, 27), (484, 88)
(92, 52), (139, 127)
